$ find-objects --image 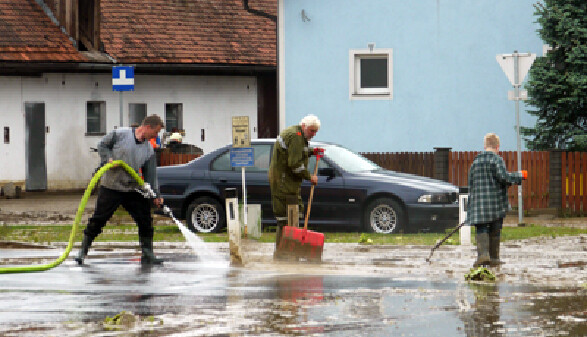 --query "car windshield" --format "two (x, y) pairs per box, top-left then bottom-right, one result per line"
(321, 144), (381, 172)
